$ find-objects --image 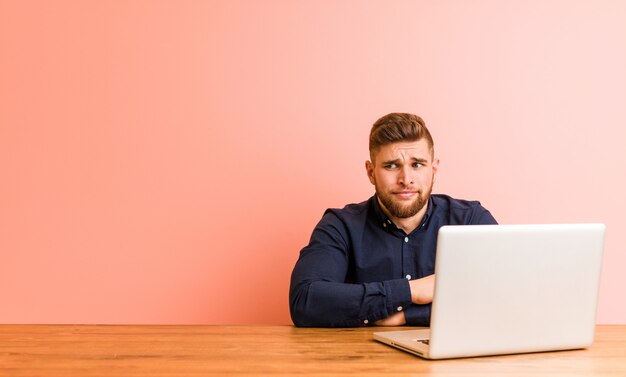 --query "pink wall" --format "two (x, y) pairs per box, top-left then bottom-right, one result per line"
(1, 1), (625, 324)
